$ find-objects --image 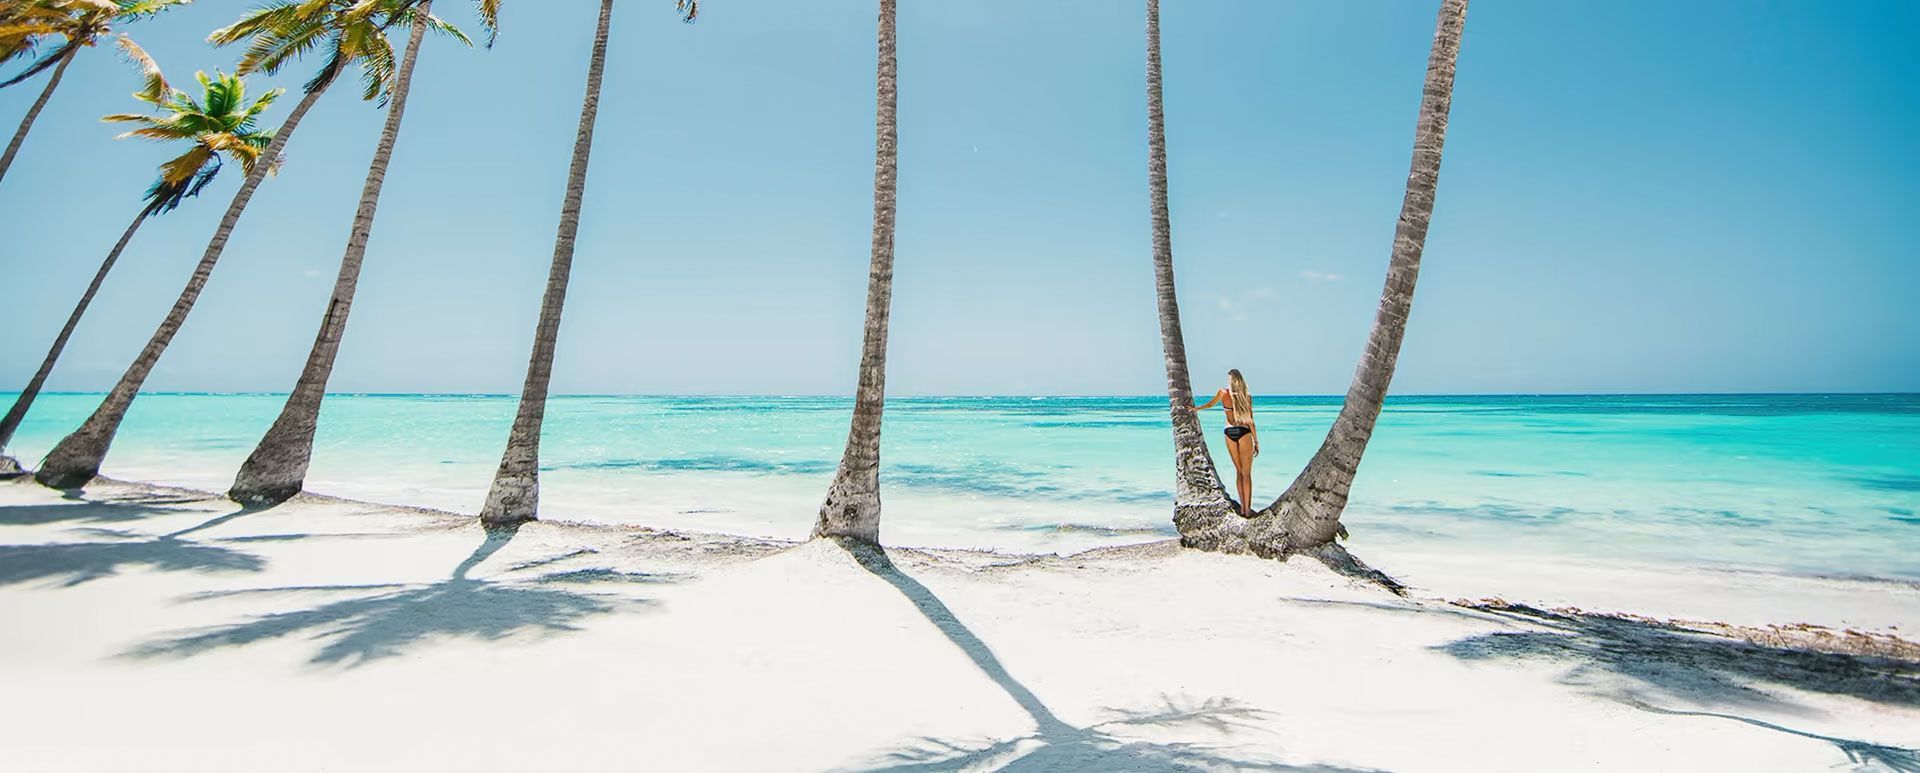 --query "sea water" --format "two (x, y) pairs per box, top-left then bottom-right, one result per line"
(4, 393), (1916, 579)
